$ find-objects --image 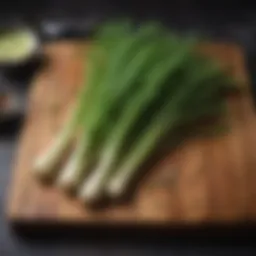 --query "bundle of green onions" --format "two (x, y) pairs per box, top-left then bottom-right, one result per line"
(33, 21), (237, 204)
